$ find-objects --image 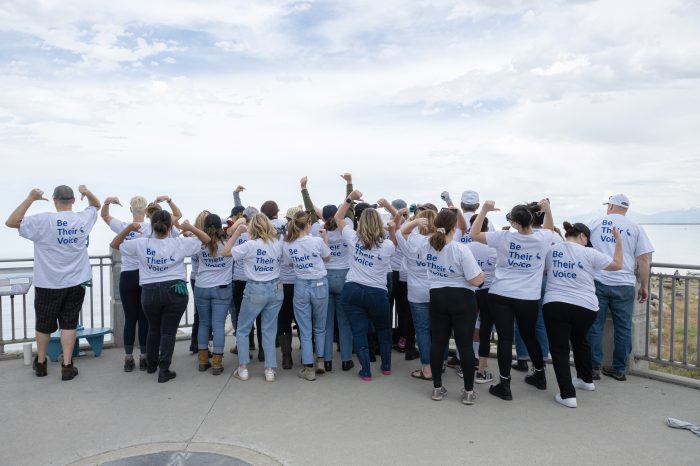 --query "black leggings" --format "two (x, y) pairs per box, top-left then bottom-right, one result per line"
(490, 293), (543, 378)
(543, 302), (597, 399)
(120, 270), (148, 354)
(475, 289), (493, 358)
(141, 281), (188, 371)
(392, 272), (414, 348)
(277, 283), (296, 335)
(430, 287), (478, 391)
